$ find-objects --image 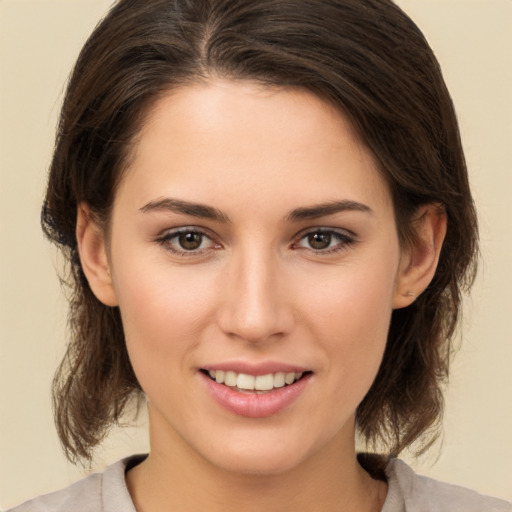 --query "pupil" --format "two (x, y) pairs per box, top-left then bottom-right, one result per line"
(309, 232), (331, 250)
(179, 232), (202, 250)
